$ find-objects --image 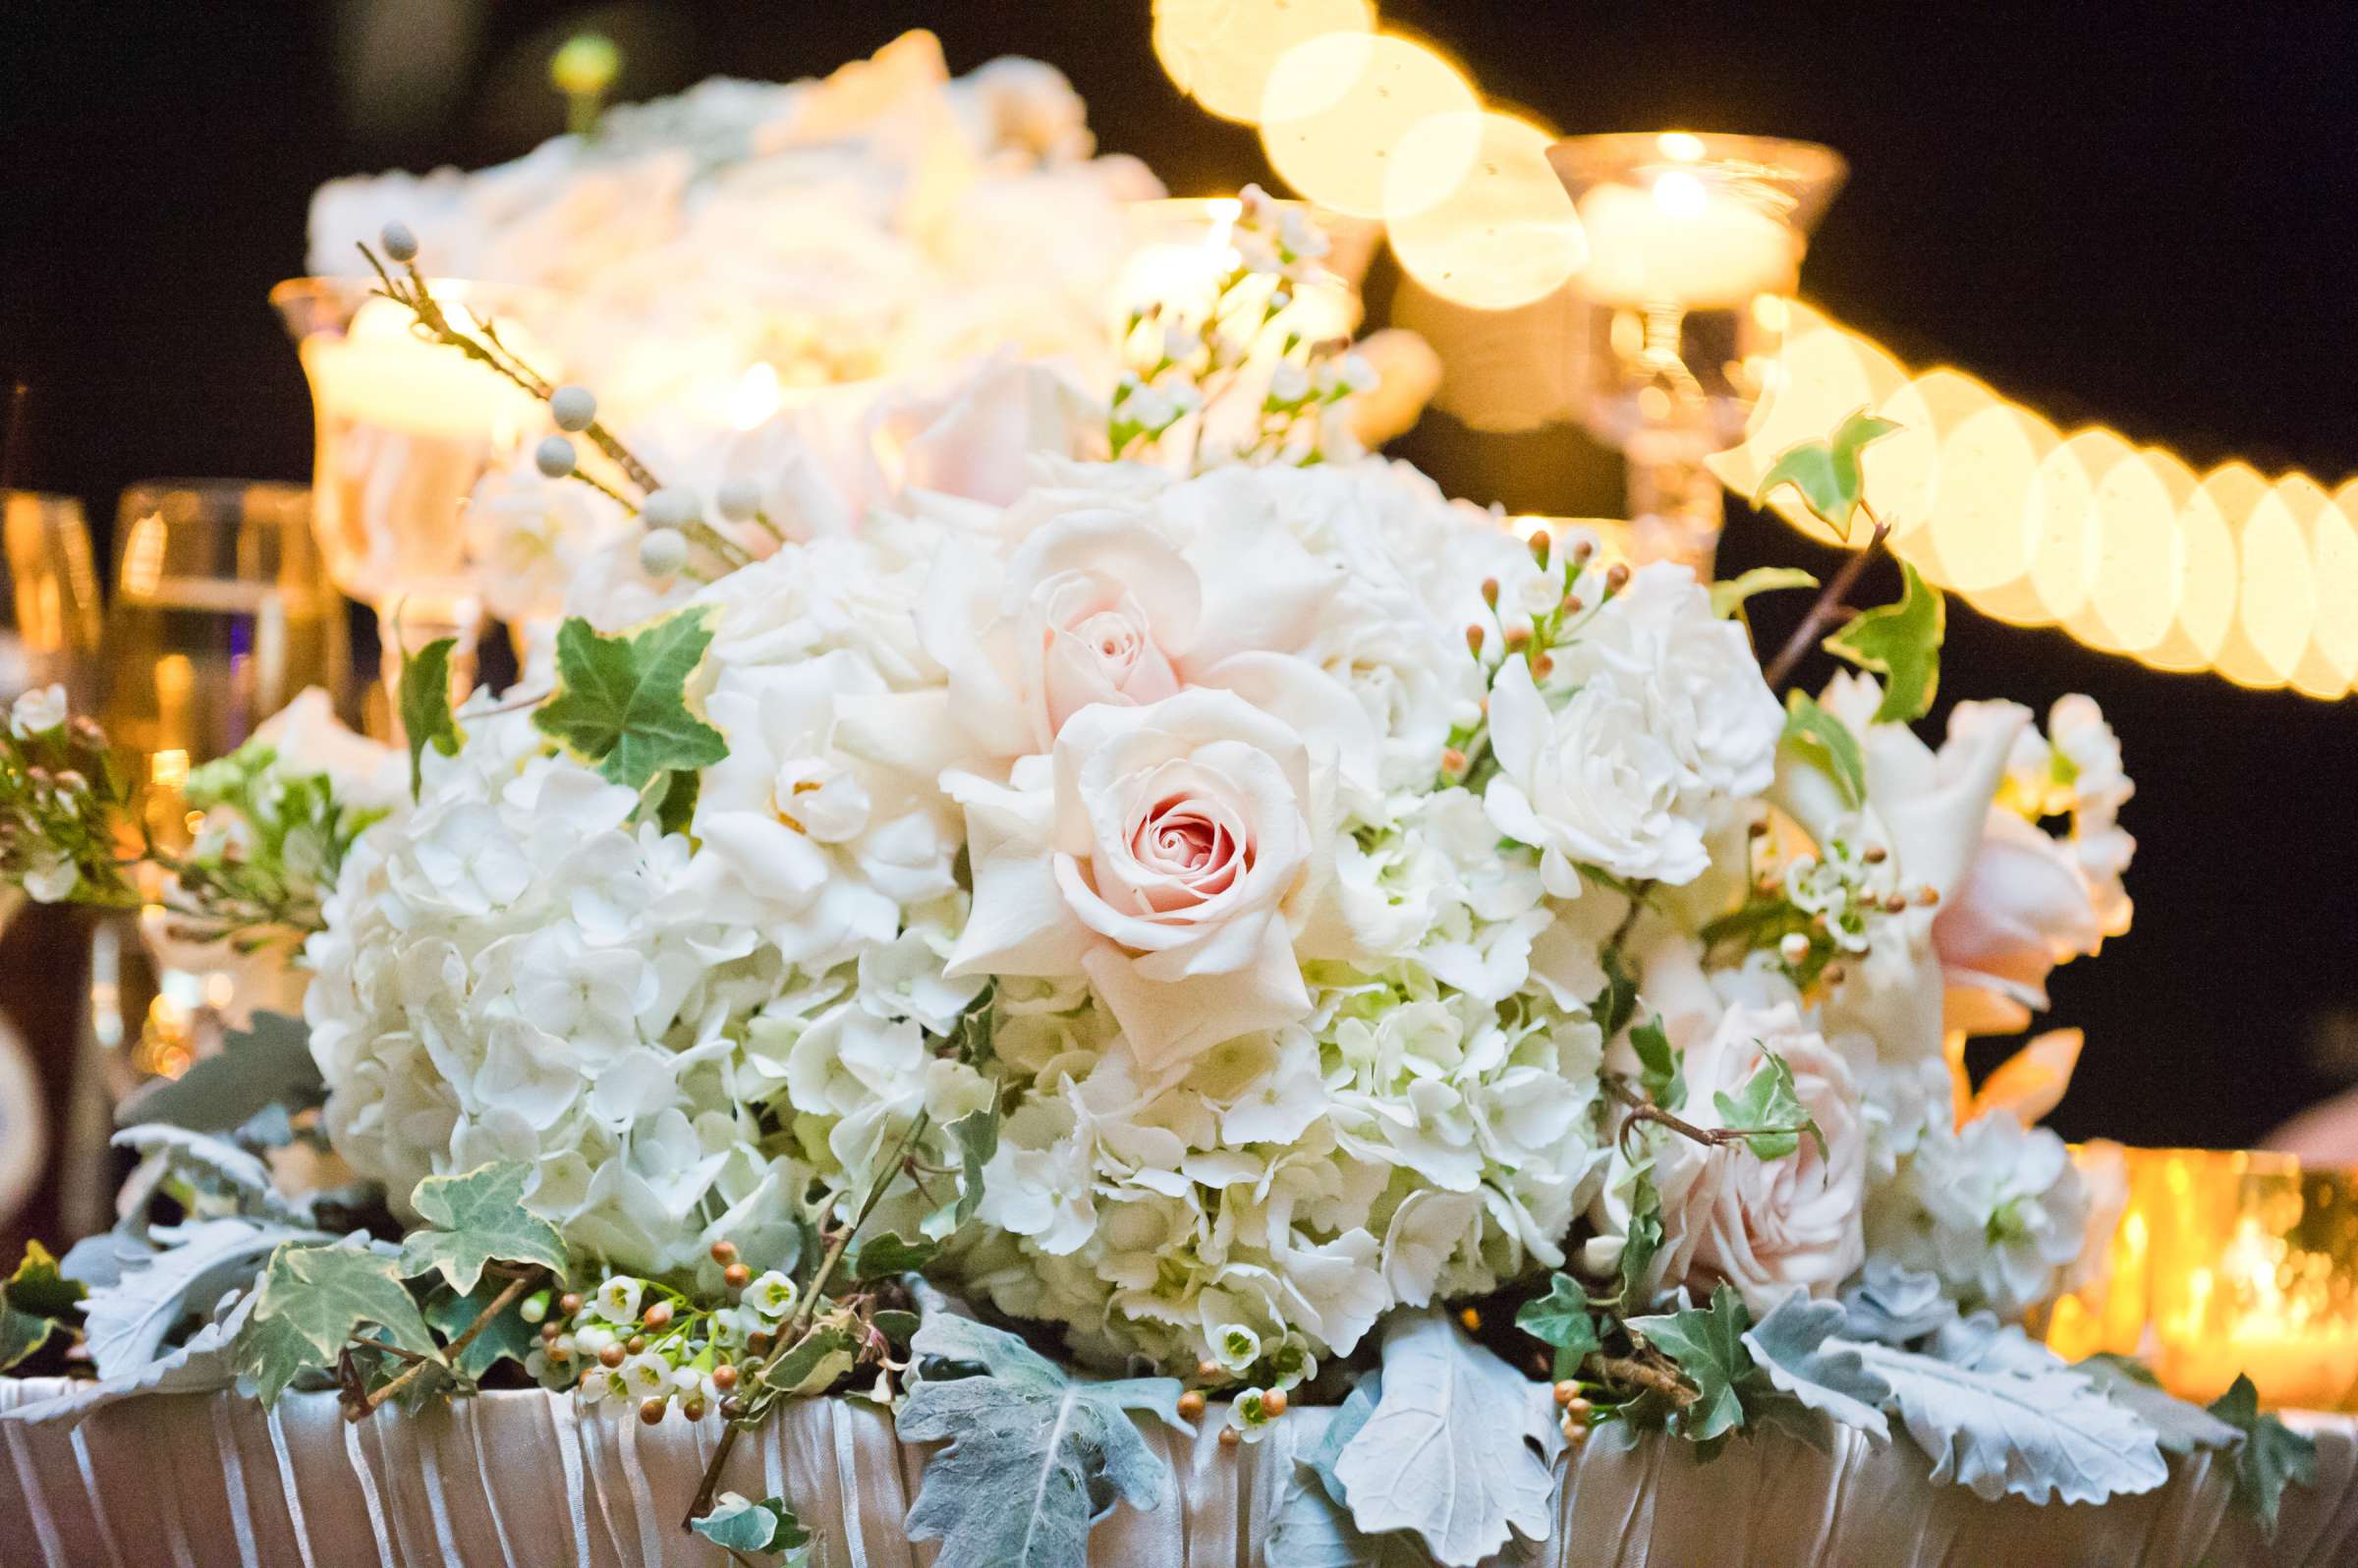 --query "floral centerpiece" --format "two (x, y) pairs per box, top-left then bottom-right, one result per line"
(0, 187), (2318, 1567)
